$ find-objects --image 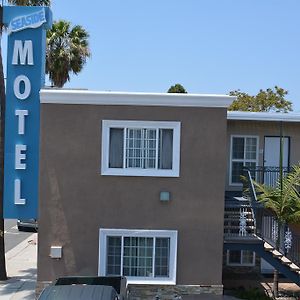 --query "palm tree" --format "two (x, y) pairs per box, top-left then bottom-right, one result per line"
(254, 164), (300, 297)
(46, 20), (90, 87)
(0, 0), (50, 281)
(0, 2), (90, 282)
